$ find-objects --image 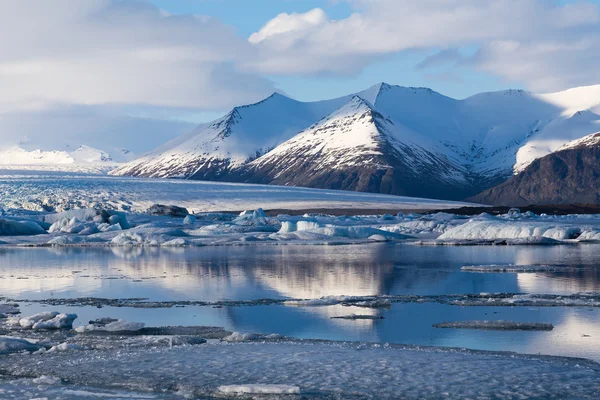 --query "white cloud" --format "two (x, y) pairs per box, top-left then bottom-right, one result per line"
(246, 0), (600, 91)
(249, 8), (329, 46)
(0, 0), (275, 113)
